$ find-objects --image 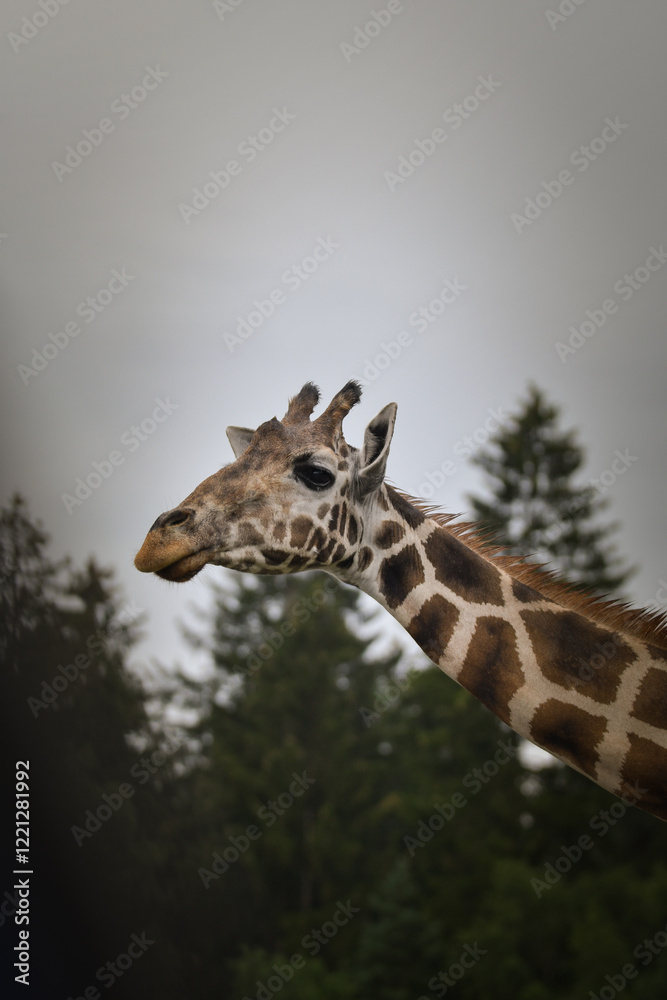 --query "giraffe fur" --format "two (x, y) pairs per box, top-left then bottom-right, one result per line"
(135, 381), (667, 821)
